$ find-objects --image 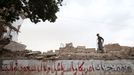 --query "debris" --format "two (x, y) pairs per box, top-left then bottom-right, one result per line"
(0, 42), (134, 60)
